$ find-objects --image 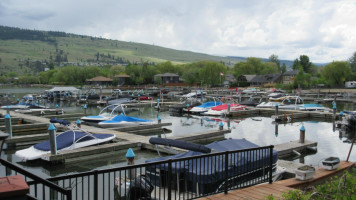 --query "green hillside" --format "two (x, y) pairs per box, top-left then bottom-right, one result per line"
(0, 26), (242, 75)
